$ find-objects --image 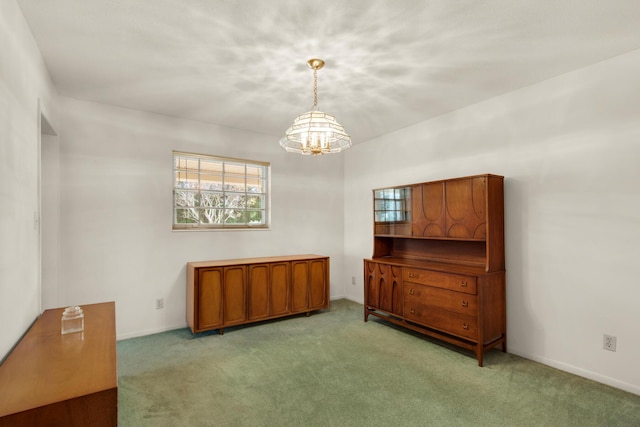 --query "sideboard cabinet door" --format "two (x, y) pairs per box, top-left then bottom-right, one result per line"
(388, 265), (403, 316)
(223, 265), (247, 326)
(249, 264), (270, 321)
(291, 258), (329, 312)
(364, 261), (402, 316)
(364, 261), (380, 309)
(198, 268), (224, 330)
(308, 258), (328, 309)
(291, 261), (309, 313)
(269, 262), (290, 316)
